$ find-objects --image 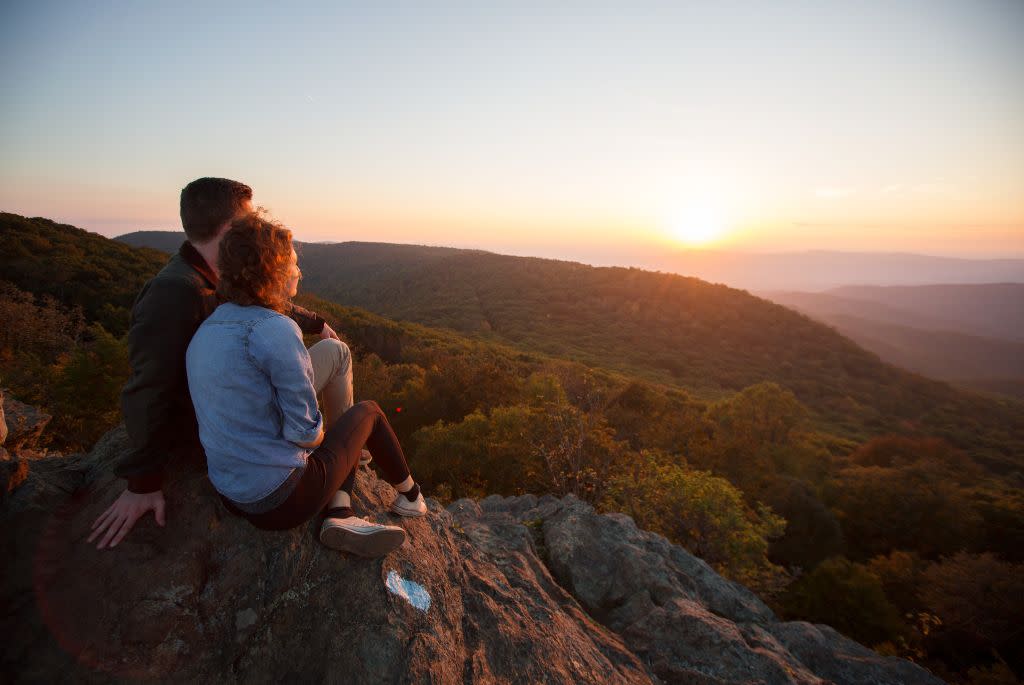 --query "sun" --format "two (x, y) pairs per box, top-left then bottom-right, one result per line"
(664, 204), (729, 247)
